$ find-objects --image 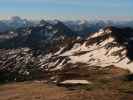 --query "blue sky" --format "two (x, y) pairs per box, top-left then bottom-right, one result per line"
(0, 0), (133, 20)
